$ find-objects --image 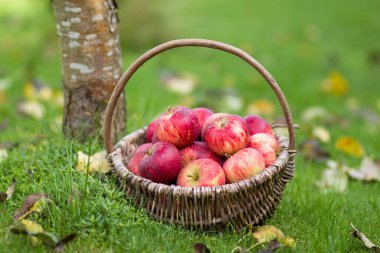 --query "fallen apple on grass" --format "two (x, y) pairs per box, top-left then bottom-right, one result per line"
(155, 106), (200, 148)
(138, 141), (182, 184)
(223, 148), (265, 183)
(177, 159), (226, 187)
